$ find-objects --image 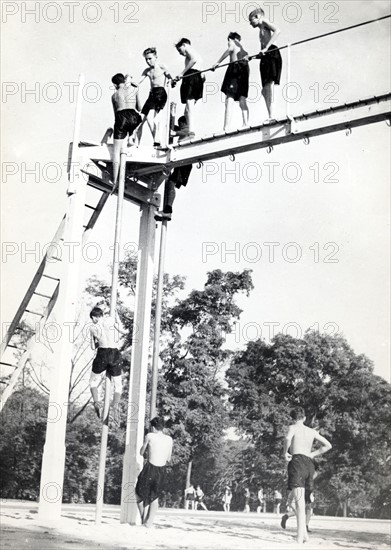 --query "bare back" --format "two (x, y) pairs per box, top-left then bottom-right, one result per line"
(112, 86), (137, 112)
(289, 424), (318, 456)
(145, 432), (173, 467)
